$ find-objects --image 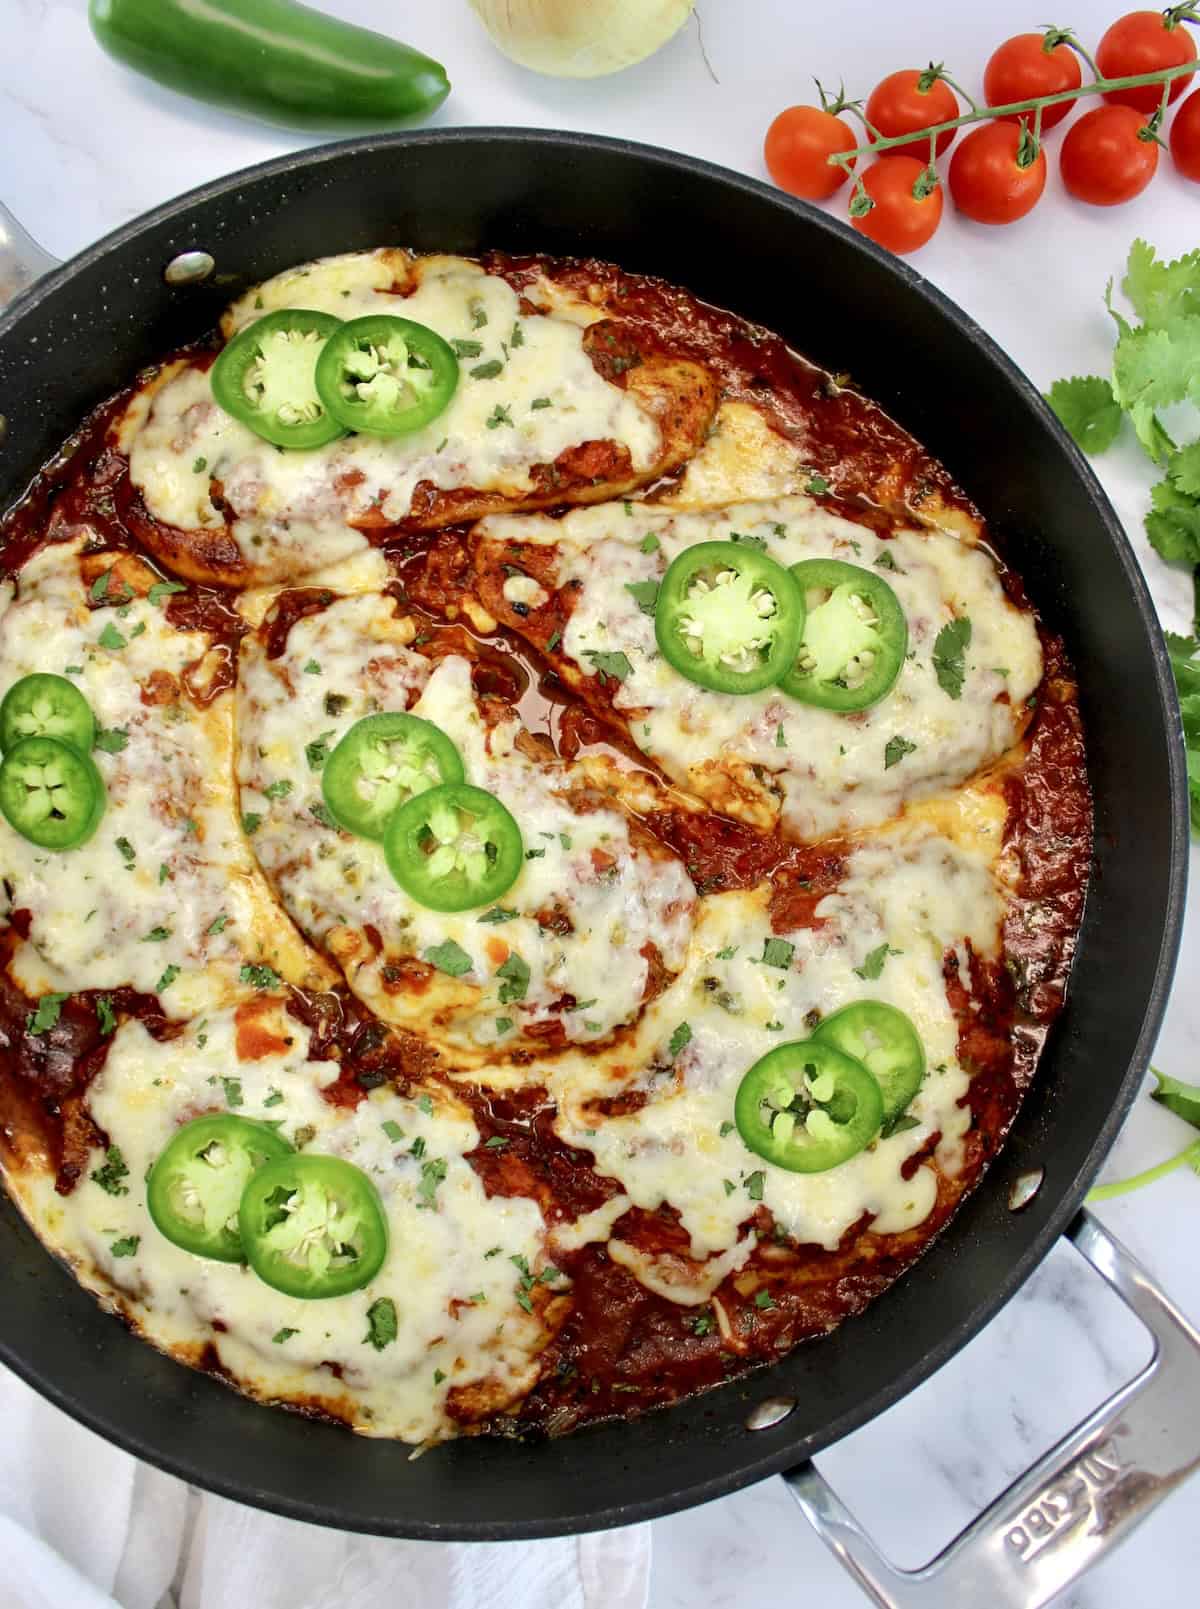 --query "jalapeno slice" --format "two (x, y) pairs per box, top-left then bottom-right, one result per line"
(0, 736), (104, 849)
(315, 315), (459, 437)
(812, 1001), (926, 1127)
(238, 1153), (388, 1299)
(0, 673), (95, 756)
(734, 1038), (884, 1173)
(147, 1114), (295, 1263)
(321, 712), (464, 841)
(779, 559), (907, 711)
(655, 542), (805, 695)
(211, 308), (346, 449)
(384, 781), (523, 912)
